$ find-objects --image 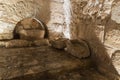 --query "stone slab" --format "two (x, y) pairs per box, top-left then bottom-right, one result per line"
(0, 46), (92, 80)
